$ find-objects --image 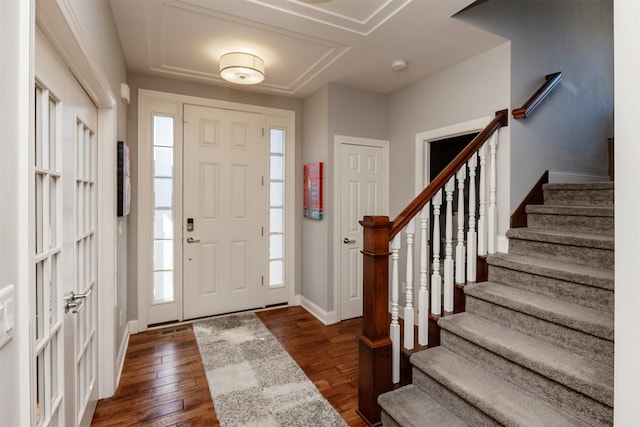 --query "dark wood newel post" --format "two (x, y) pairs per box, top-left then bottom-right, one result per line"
(358, 216), (393, 426)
